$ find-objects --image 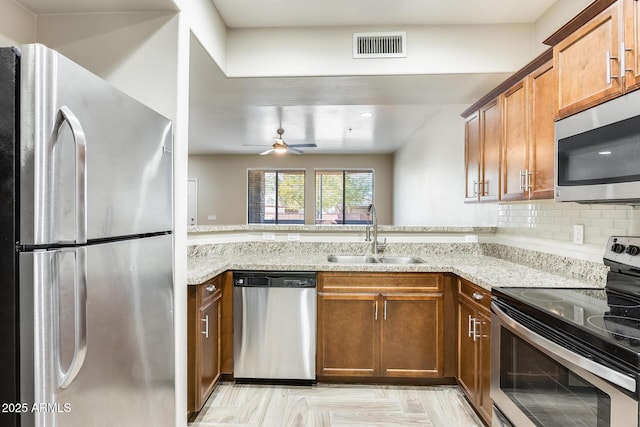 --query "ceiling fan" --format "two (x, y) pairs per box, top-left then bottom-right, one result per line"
(253, 128), (317, 155)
